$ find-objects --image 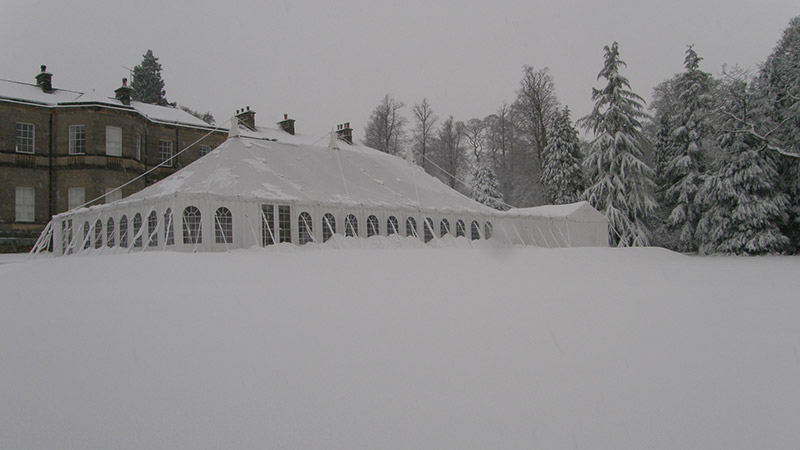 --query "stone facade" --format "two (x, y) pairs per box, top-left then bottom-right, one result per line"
(0, 74), (227, 252)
